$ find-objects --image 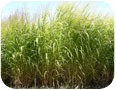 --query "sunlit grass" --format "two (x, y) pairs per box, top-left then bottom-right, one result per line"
(1, 2), (114, 89)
